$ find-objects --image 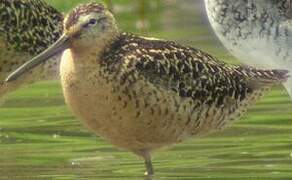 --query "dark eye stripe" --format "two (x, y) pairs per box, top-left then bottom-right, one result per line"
(97, 17), (107, 23)
(82, 23), (89, 28)
(82, 17), (107, 28)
